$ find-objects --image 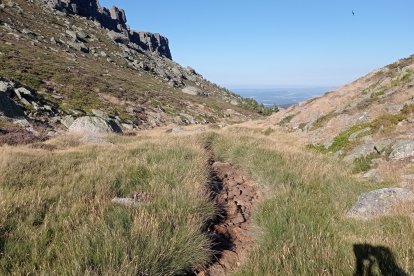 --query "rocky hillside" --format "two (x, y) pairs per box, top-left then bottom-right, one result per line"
(267, 55), (414, 186)
(0, 0), (271, 139)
